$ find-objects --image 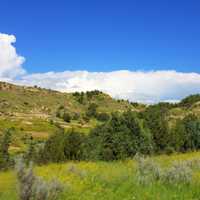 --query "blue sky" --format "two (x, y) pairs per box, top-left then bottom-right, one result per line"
(1, 0), (200, 103)
(1, 0), (200, 73)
